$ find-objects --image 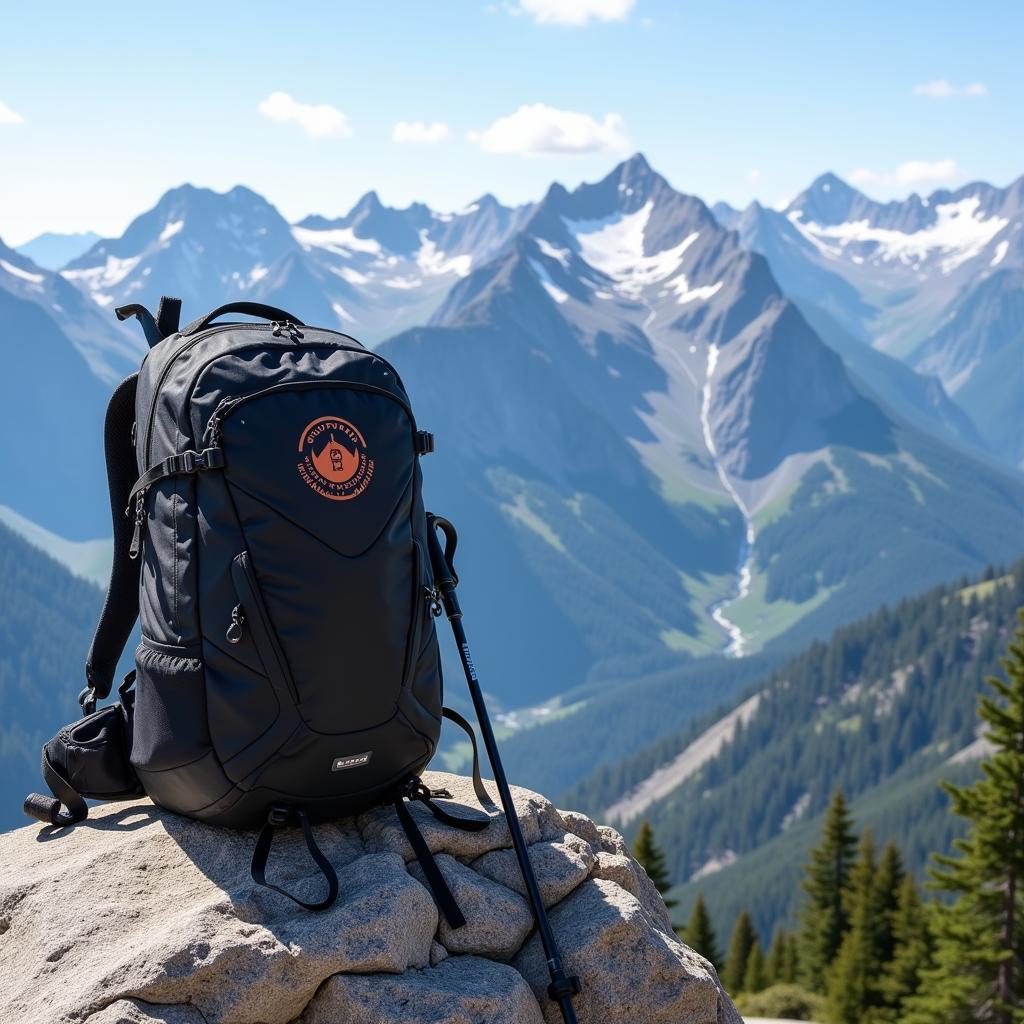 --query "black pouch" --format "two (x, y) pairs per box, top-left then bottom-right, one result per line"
(23, 677), (142, 826)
